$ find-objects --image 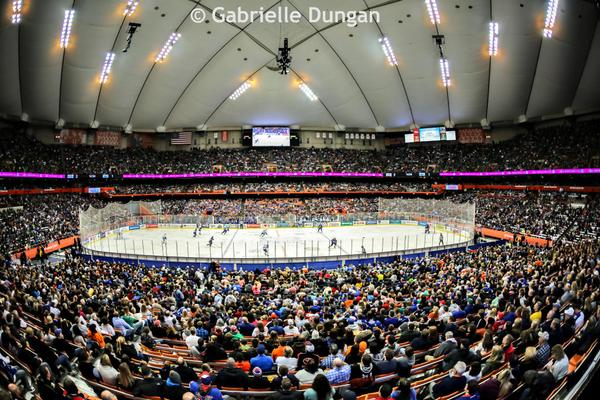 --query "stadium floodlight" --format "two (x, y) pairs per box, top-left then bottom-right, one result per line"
(99, 52), (116, 84)
(229, 81), (252, 100)
(439, 58), (450, 87)
(60, 9), (75, 49)
(488, 22), (499, 56)
(155, 32), (181, 63)
(123, 0), (139, 17)
(11, 0), (23, 24)
(378, 37), (398, 66)
(425, 0), (440, 24)
(299, 83), (318, 101)
(543, 0), (560, 38)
